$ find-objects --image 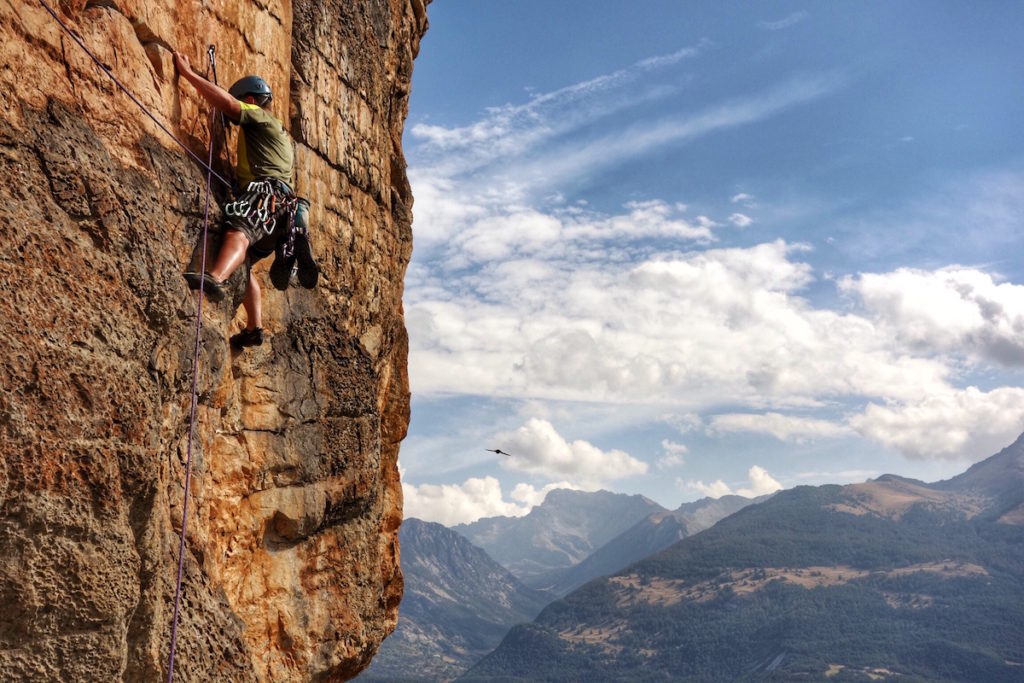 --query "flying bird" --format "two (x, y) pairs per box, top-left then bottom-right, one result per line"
(486, 448), (512, 457)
